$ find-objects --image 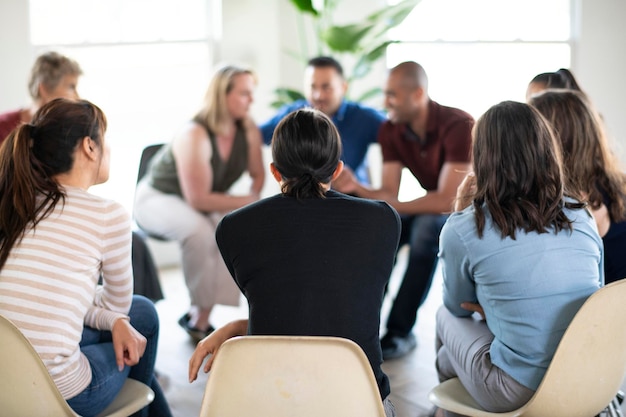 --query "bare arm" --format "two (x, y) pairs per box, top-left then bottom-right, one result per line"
(333, 161), (402, 202)
(244, 119), (265, 195)
(393, 162), (470, 215)
(173, 123), (257, 213)
(188, 319), (248, 382)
